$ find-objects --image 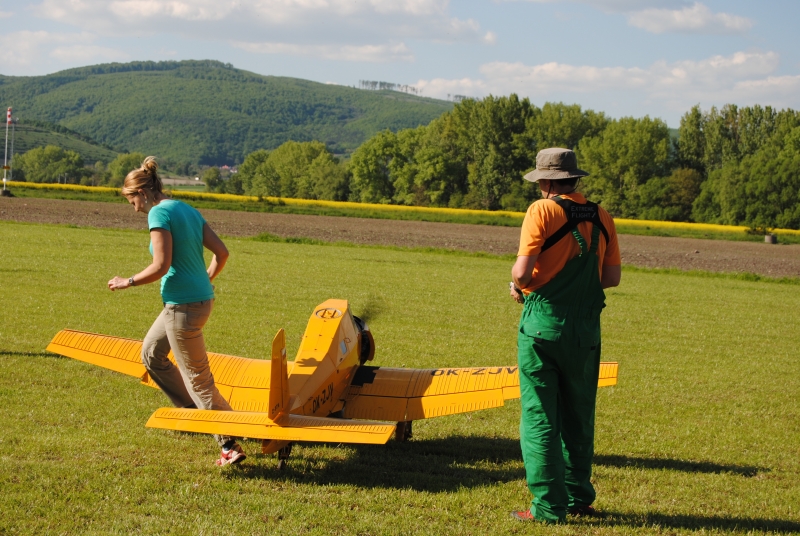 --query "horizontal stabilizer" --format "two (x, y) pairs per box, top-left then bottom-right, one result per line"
(146, 408), (396, 445)
(47, 330), (291, 413)
(47, 329), (147, 379)
(598, 362), (618, 387)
